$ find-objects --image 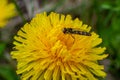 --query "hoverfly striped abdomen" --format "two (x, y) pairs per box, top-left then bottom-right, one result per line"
(63, 27), (91, 36)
